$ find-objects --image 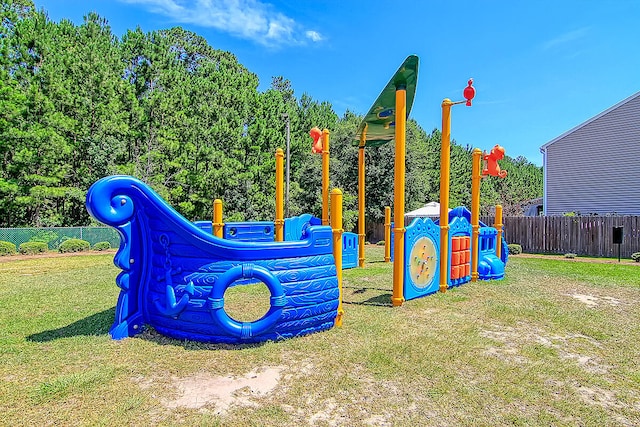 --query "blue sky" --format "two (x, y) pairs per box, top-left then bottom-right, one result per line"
(34, 0), (640, 166)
